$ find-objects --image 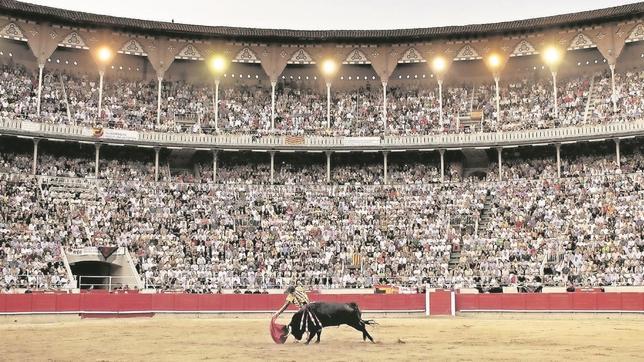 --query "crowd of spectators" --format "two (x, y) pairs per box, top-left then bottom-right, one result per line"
(1, 62), (642, 137)
(0, 139), (641, 292)
(1, 174), (71, 291)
